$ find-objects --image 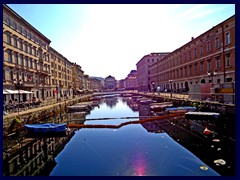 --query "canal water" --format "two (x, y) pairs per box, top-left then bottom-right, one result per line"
(49, 96), (234, 176)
